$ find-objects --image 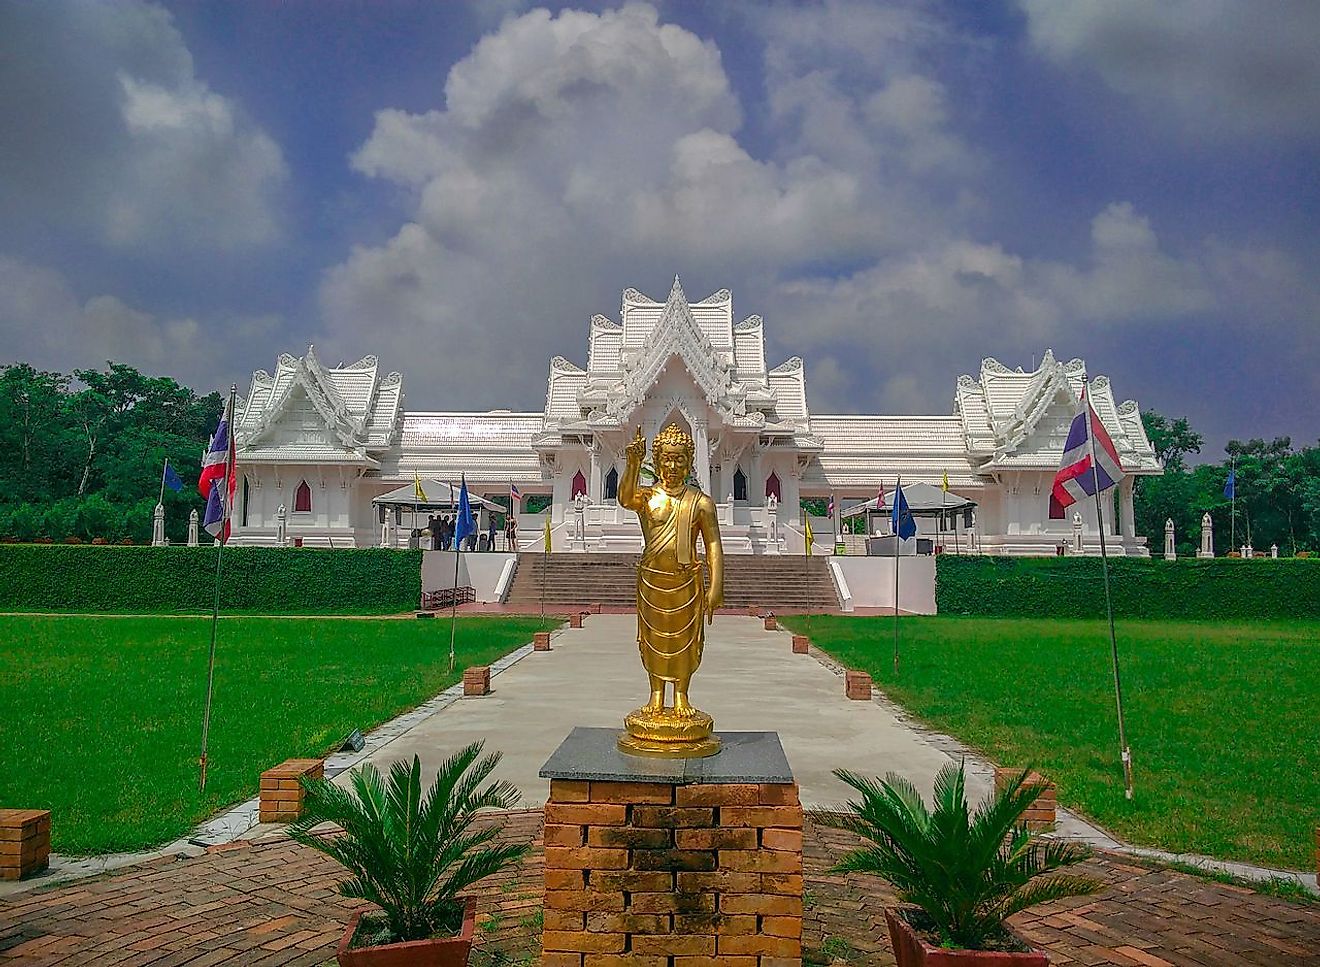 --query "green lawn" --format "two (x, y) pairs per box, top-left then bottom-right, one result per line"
(0, 614), (555, 855)
(784, 616), (1320, 870)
